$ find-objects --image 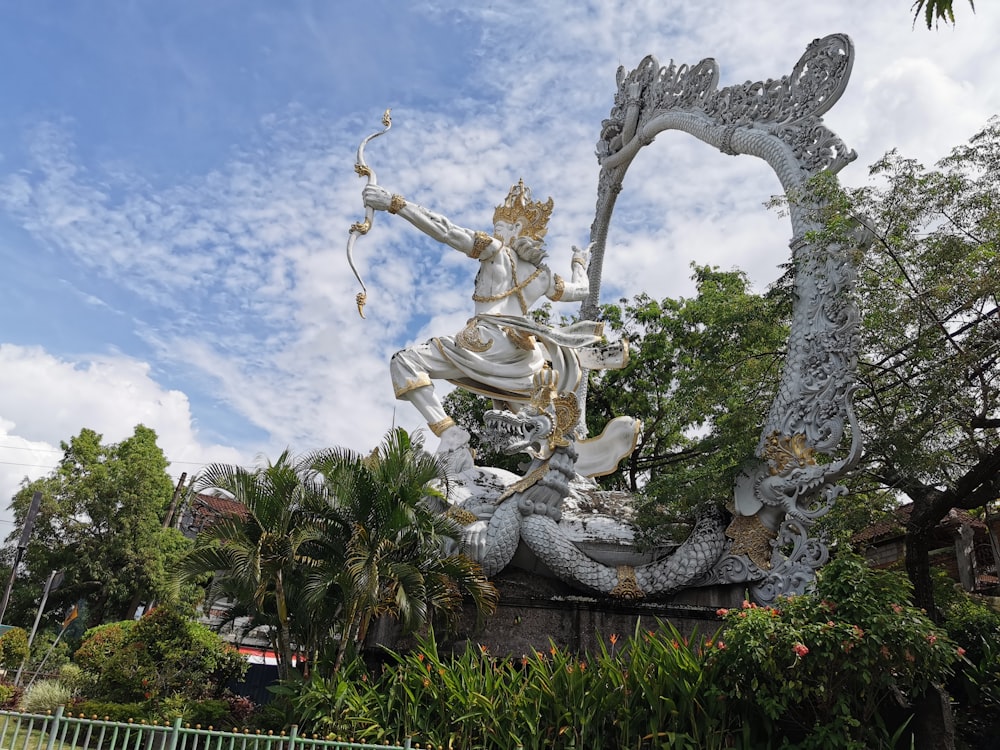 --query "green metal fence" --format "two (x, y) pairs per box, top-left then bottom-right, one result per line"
(0, 708), (418, 750)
